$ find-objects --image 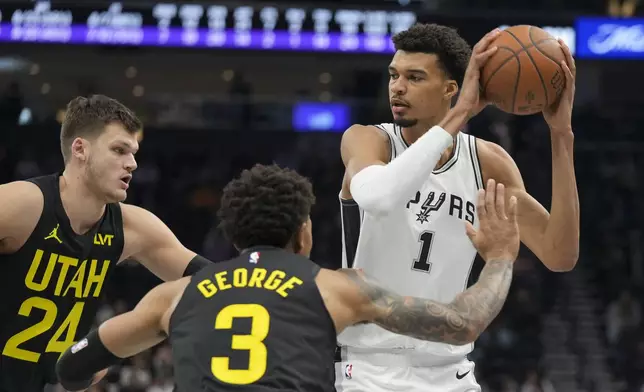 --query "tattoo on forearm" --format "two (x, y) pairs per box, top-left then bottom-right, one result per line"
(340, 260), (513, 345)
